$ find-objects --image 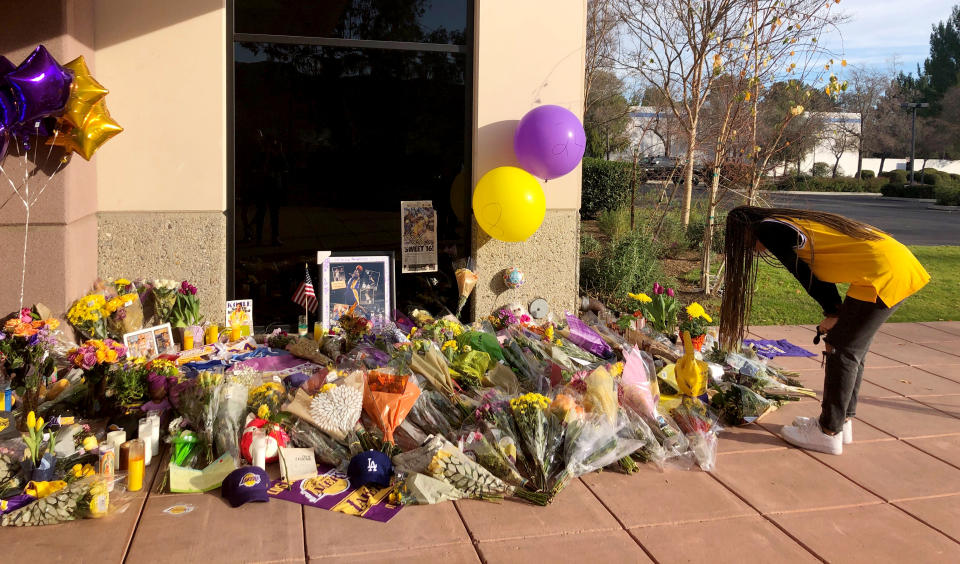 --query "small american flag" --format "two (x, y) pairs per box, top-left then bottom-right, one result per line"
(292, 264), (318, 313)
